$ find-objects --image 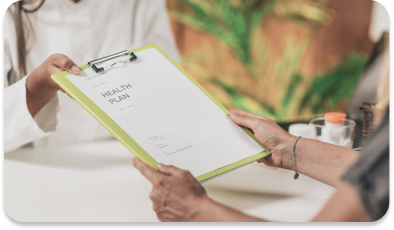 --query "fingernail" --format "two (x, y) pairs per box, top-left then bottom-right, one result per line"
(157, 164), (163, 169)
(72, 66), (80, 75)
